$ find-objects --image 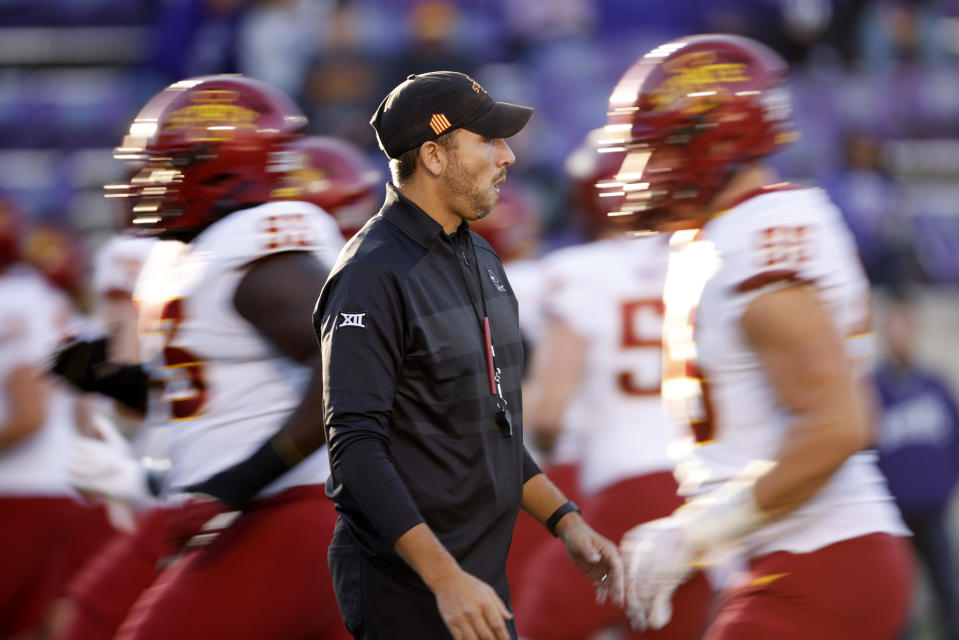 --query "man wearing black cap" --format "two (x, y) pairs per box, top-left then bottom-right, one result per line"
(315, 71), (625, 640)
